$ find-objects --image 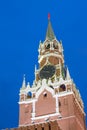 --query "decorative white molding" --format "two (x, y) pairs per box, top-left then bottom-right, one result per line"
(18, 99), (37, 104)
(57, 91), (73, 97)
(36, 79), (55, 98)
(38, 53), (64, 63)
(32, 112), (36, 118)
(31, 112), (60, 120)
(33, 101), (35, 112)
(58, 115), (75, 120)
(55, 94), (59, 113)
